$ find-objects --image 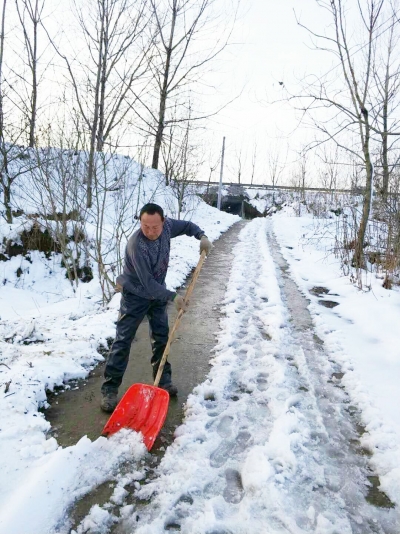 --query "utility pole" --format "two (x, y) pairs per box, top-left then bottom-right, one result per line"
(217, 136), (226, 210)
